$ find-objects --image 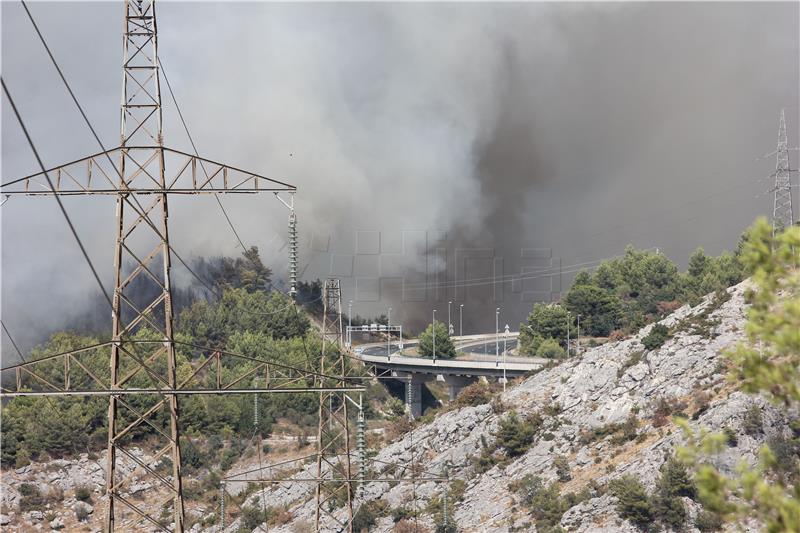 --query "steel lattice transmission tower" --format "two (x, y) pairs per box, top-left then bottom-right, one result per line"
(105, 3), (184, 529)
(315, 278), (360, 530)
(0, 0), (314, 530)
(772, 109), (794, 233)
